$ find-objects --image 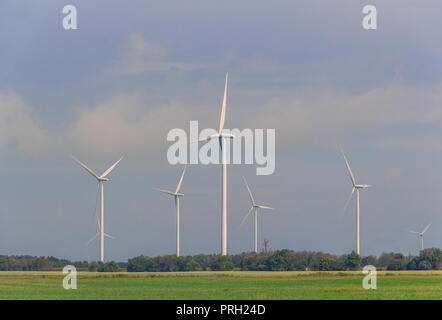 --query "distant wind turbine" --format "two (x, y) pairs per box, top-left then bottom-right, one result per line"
(197, 73), (234, 256)
(408, 223), (431, 251)
(240, 177), (275, 253)
(87, 215), (114, 246)
(153, 165), (187, 257)
(72, 155), (122, 262)
(341, 149), (372, 255)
